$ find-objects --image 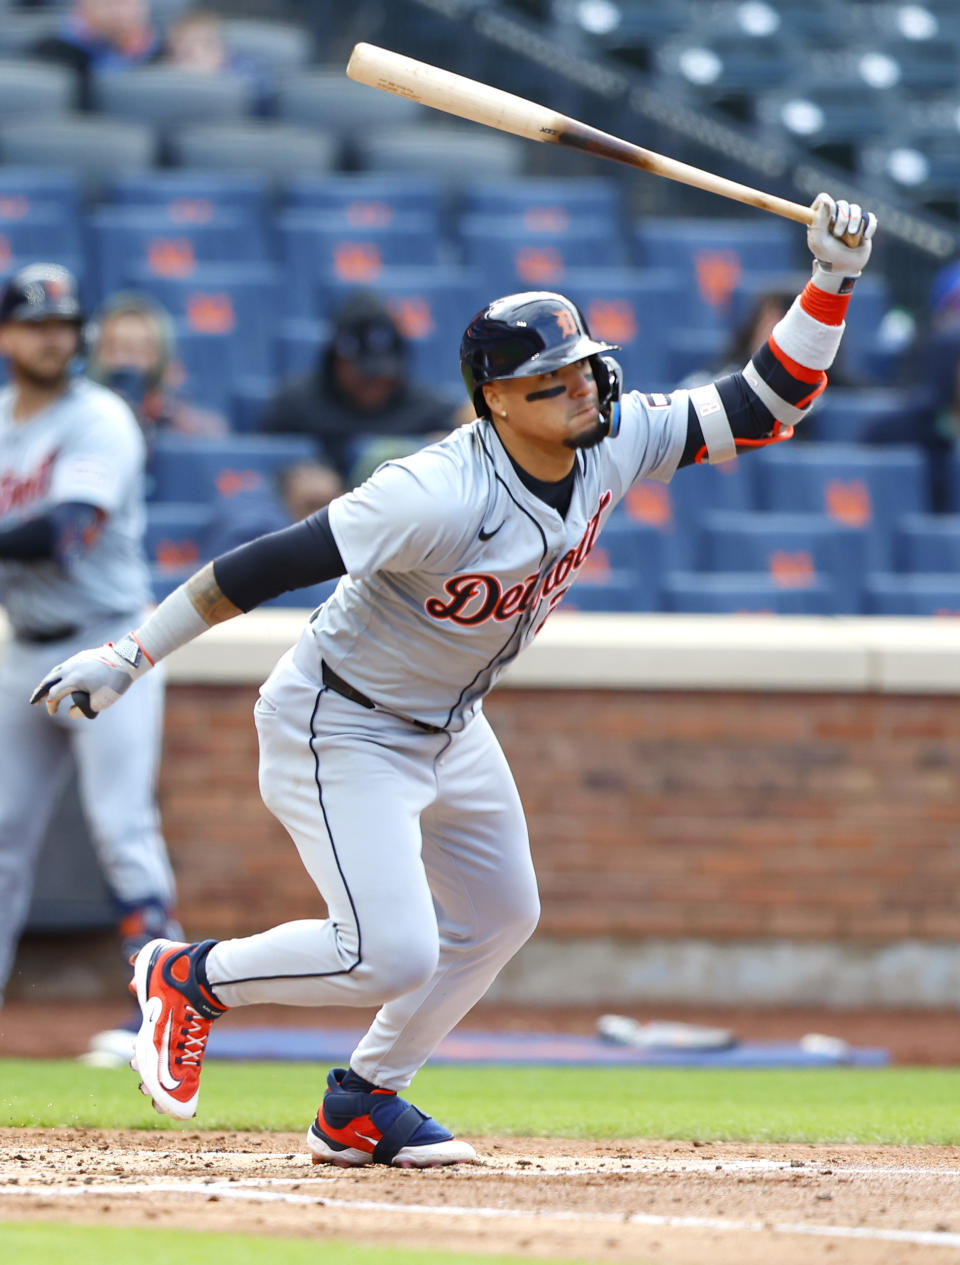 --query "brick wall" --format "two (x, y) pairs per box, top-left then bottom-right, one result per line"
(161, 685), (960, 945)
